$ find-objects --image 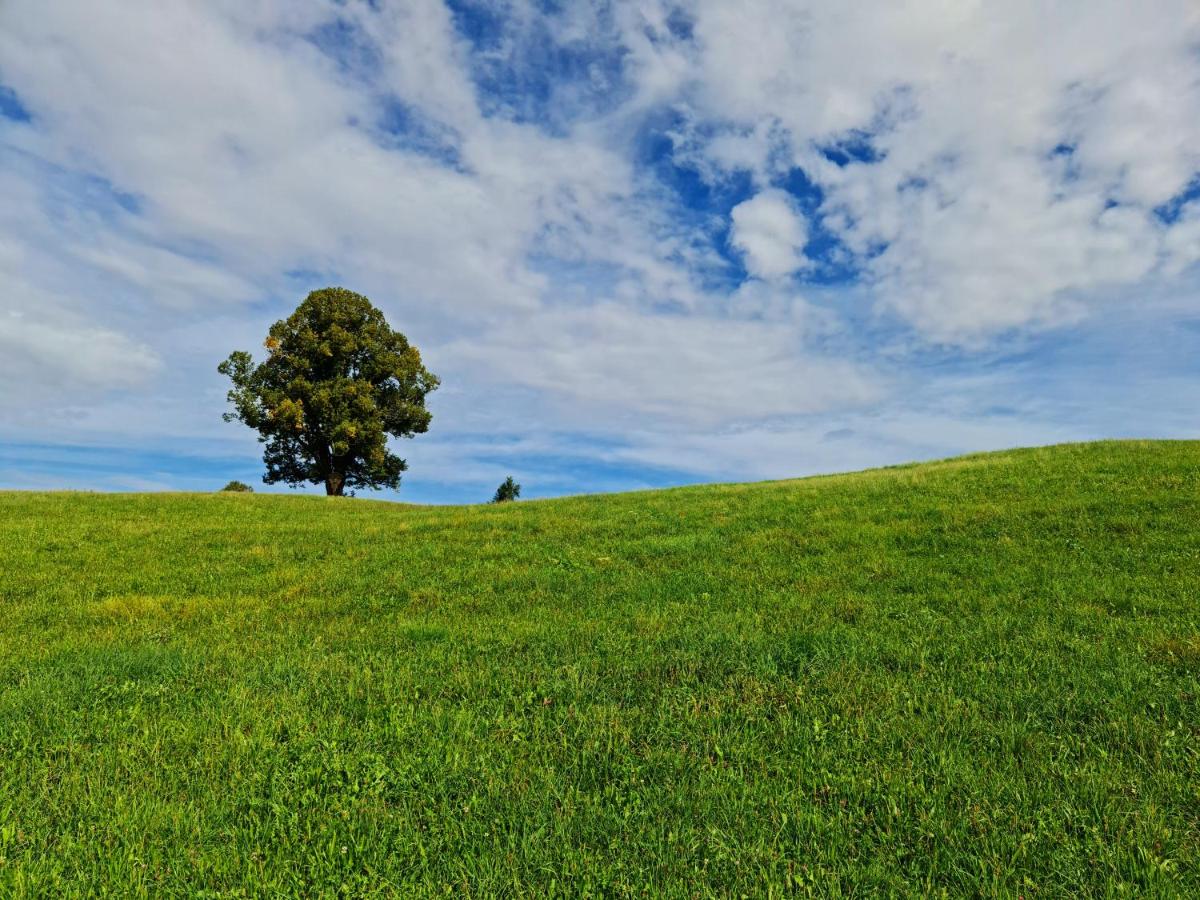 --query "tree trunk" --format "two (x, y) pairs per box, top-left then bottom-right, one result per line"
(325, 472), (345, 496)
